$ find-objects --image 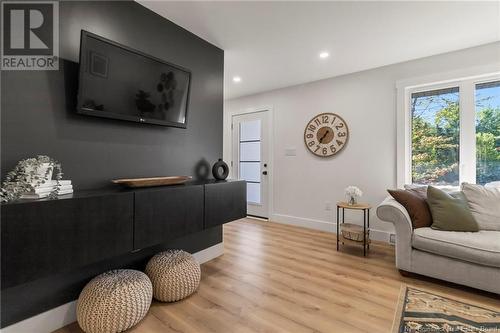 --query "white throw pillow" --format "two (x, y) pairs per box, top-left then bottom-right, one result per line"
(461, 183), (500, 231)
(485, 181), (500, 189)
(403, 184), (458, 195)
